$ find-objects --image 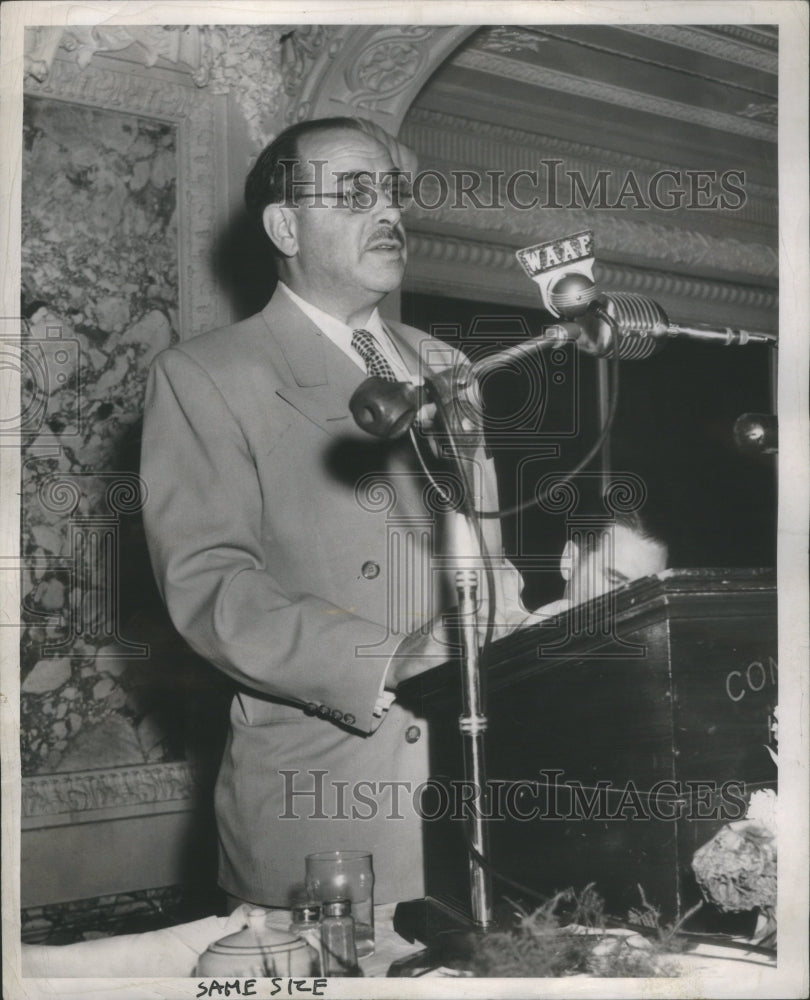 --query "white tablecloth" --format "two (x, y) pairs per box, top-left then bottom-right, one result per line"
(20, 902), (421, 979)
(20, 902), (781, 991)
